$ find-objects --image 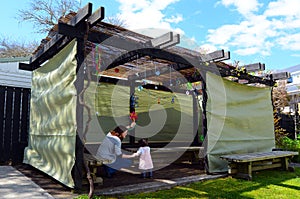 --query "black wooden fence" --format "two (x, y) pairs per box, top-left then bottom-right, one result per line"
(0, 85), (30, 164)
